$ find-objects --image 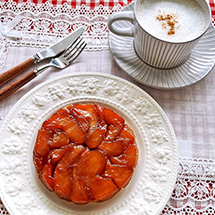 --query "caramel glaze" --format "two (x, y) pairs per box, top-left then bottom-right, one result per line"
(33, 103), (138, 204)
